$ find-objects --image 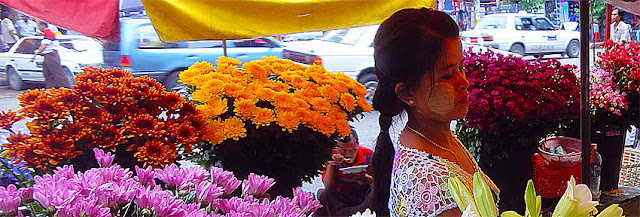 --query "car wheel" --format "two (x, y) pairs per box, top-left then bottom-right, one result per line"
(165, 70), (188, 95)
(534, 54), (544, 58)
(566, 40), (579, 58)
(509, 44), (525, 56)
(358, 73), (377, 106)
(63, 67), (76, 85)
(7, 67), (24, 91)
